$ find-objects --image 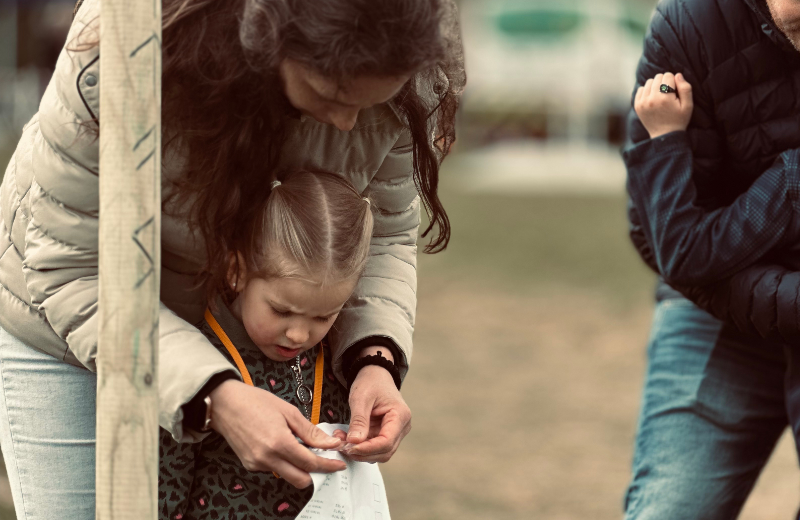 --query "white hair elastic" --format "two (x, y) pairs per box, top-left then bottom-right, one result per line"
(271, 180), (281, 189)
(363, 197), (371, 205)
